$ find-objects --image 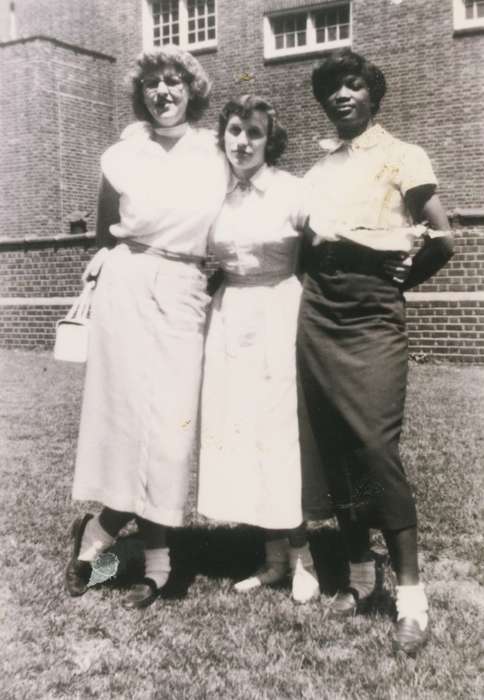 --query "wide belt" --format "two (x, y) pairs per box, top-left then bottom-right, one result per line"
(122, 239), (206, 268)
(305, 241), (391, 276)
(224, 270), (293, 287)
